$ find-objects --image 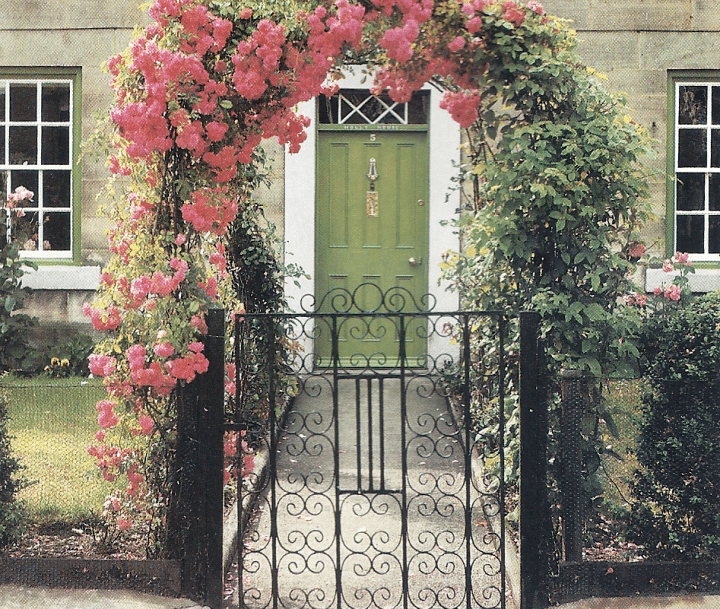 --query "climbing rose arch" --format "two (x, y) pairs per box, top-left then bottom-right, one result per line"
(85, 0), (652, 552)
